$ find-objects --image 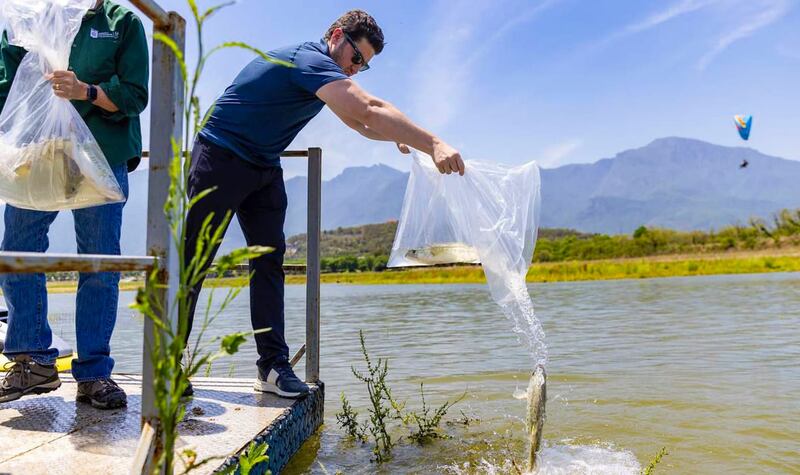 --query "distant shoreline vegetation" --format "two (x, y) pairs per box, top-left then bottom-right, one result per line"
(286, 208), (800, 265)
(37, 251), (800, 292)
(34, 208), (800, 292)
